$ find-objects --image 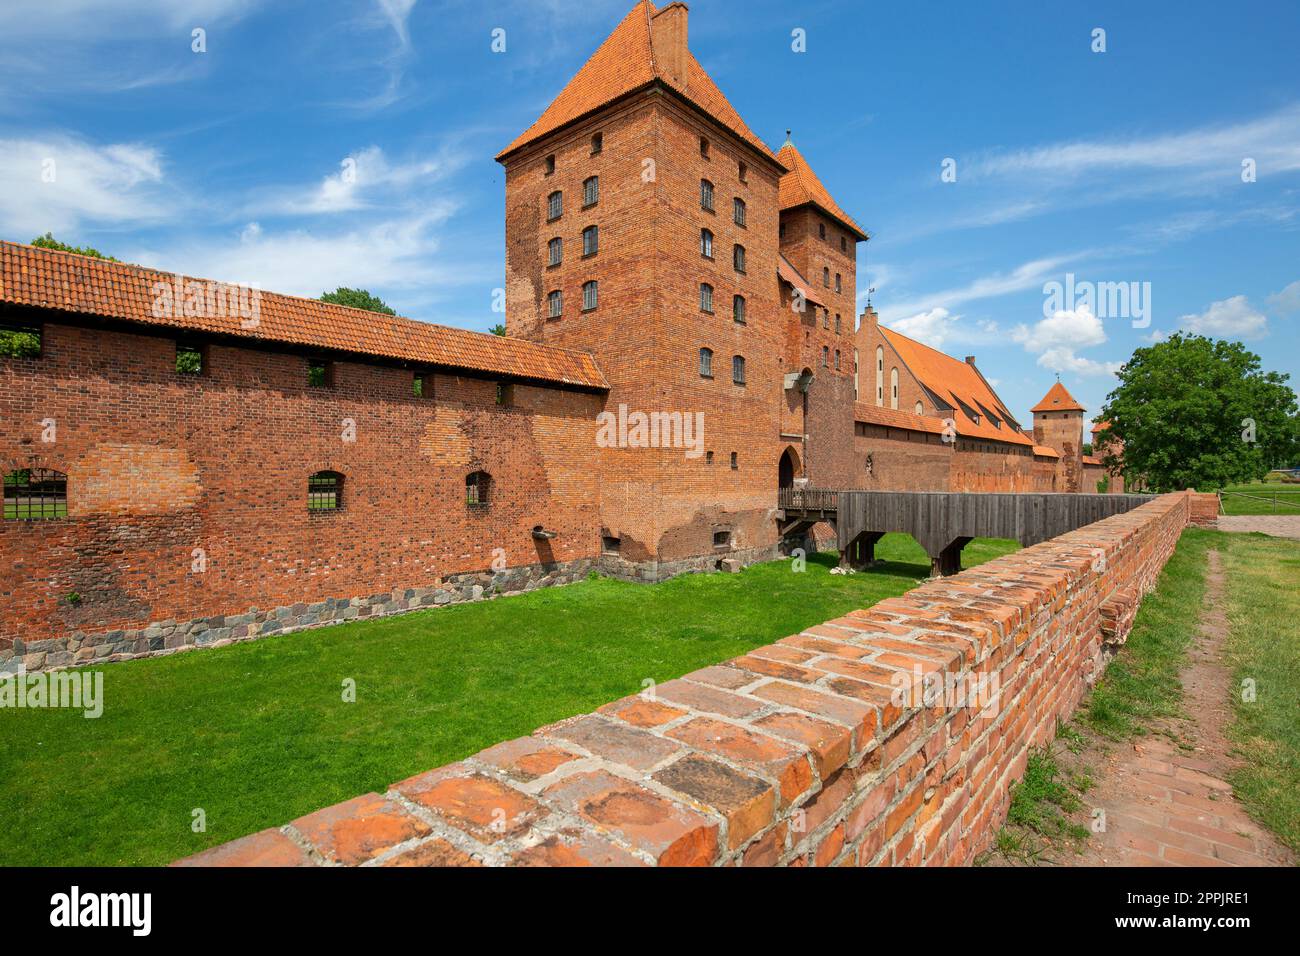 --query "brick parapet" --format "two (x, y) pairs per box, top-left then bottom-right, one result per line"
(176, 491), (1195, 867)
